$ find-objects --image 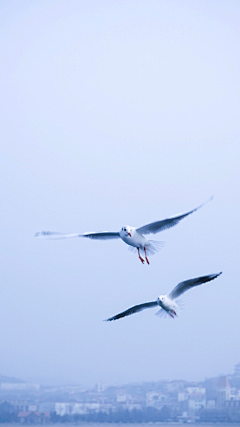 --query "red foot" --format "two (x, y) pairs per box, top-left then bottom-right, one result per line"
(169, 312), (174, 318)
(144, 247), (150, 265)
(137, 248), (145, 264)
(173, 310), (177, 315)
